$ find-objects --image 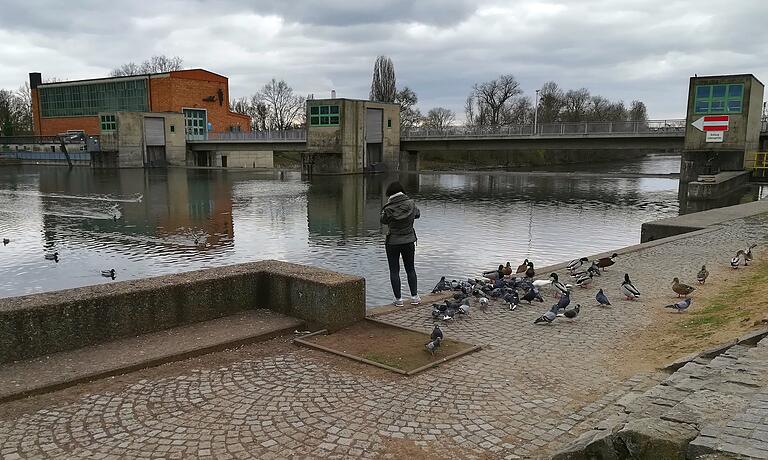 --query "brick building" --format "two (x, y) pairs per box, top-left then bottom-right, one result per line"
(30, 69), (251, 137)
